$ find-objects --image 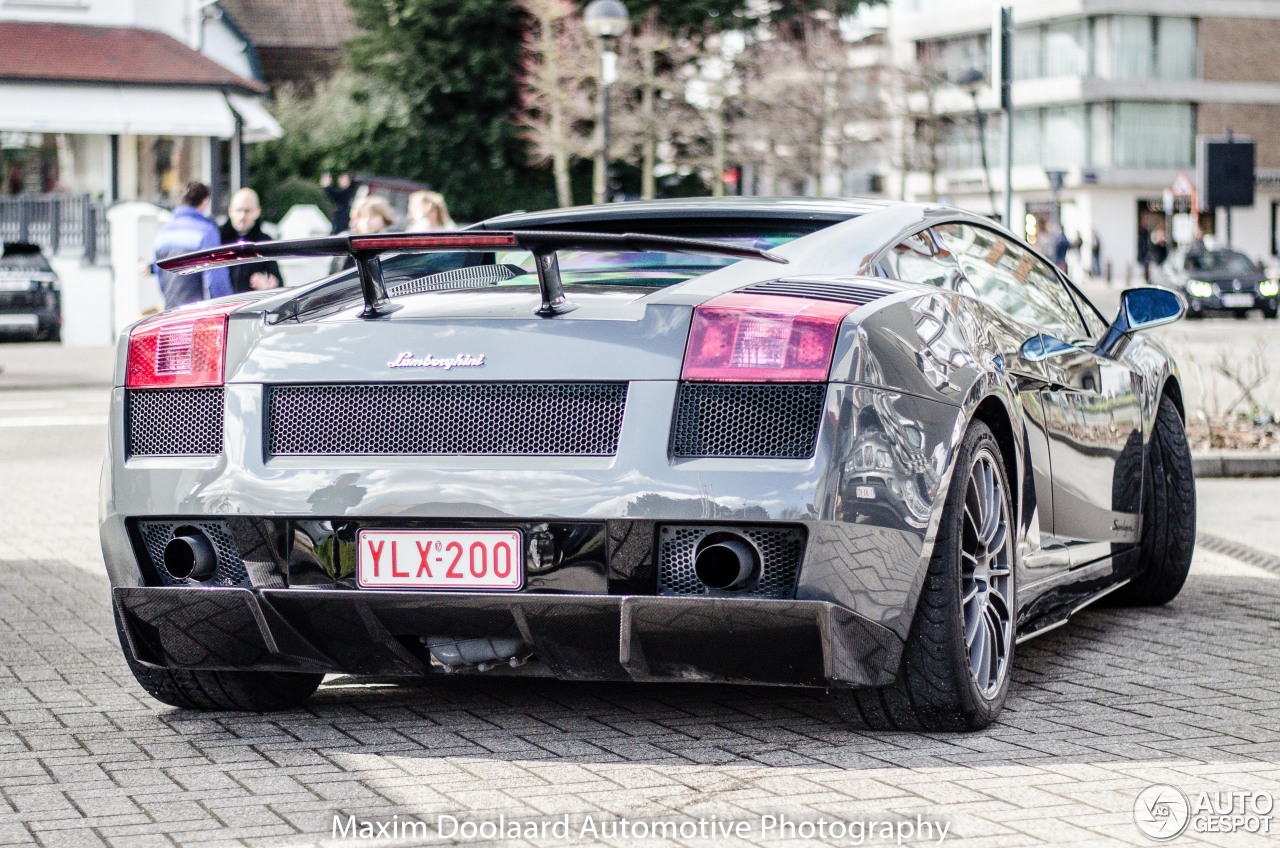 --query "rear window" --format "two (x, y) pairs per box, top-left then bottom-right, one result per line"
(0, 242), (52, 273)
(1185, 251), (1255, 274)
